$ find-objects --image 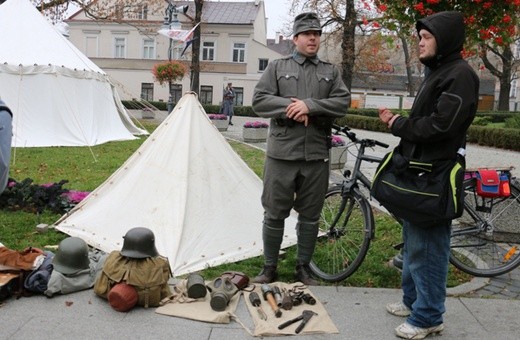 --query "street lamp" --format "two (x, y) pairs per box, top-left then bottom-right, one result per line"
(162, 2), (189, 113)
